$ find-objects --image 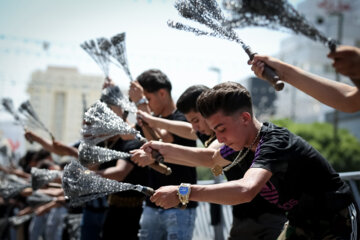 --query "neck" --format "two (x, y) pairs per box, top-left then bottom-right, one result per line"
(245, 118), (262, 152)
(160, 99), (176, 117)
